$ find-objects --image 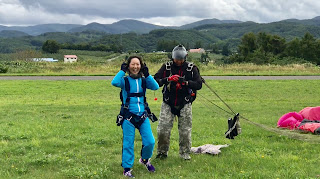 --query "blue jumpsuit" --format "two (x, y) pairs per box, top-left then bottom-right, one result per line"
(111, 70), (159, 169)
